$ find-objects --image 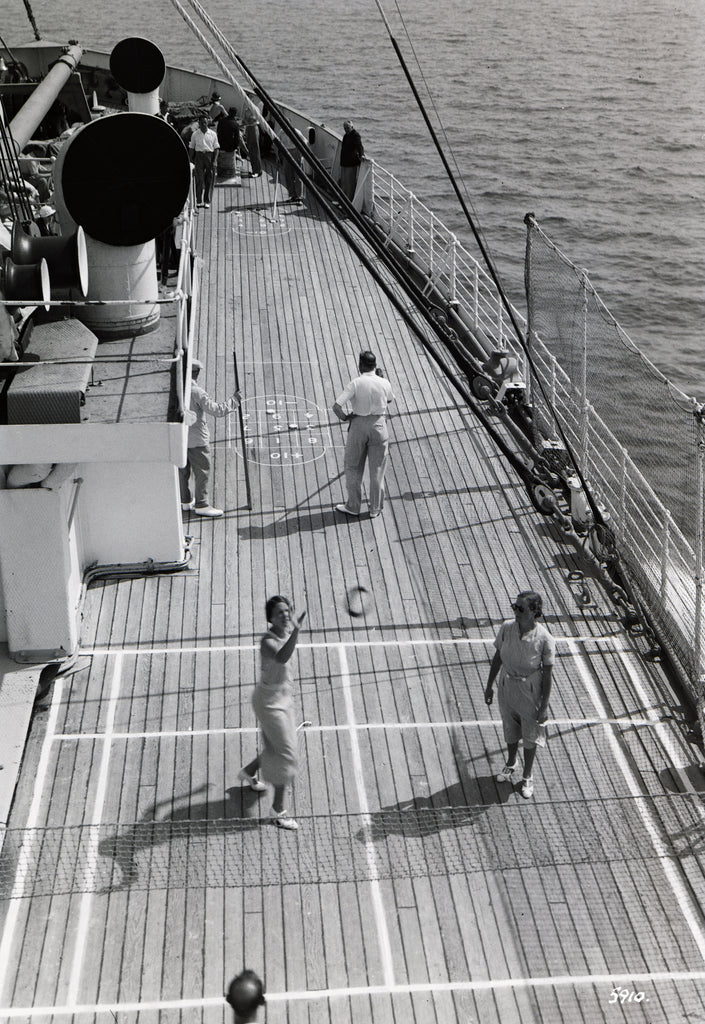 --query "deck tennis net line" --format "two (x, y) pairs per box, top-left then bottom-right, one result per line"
(0, 794), (703, 899)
